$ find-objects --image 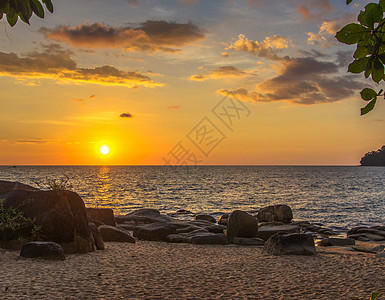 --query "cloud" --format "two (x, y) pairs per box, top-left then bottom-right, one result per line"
(41, 21), (206, 53)
(0, 138), (58, 144)
(119, 112), (134, 118)
(226, 34), (292, 60)
(190, 66), (250, 81)
(296, 0), (333, 21)
(306, 14), (354, 48)
(0, 48), (162, 88)
(217, 57), (364, 105)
